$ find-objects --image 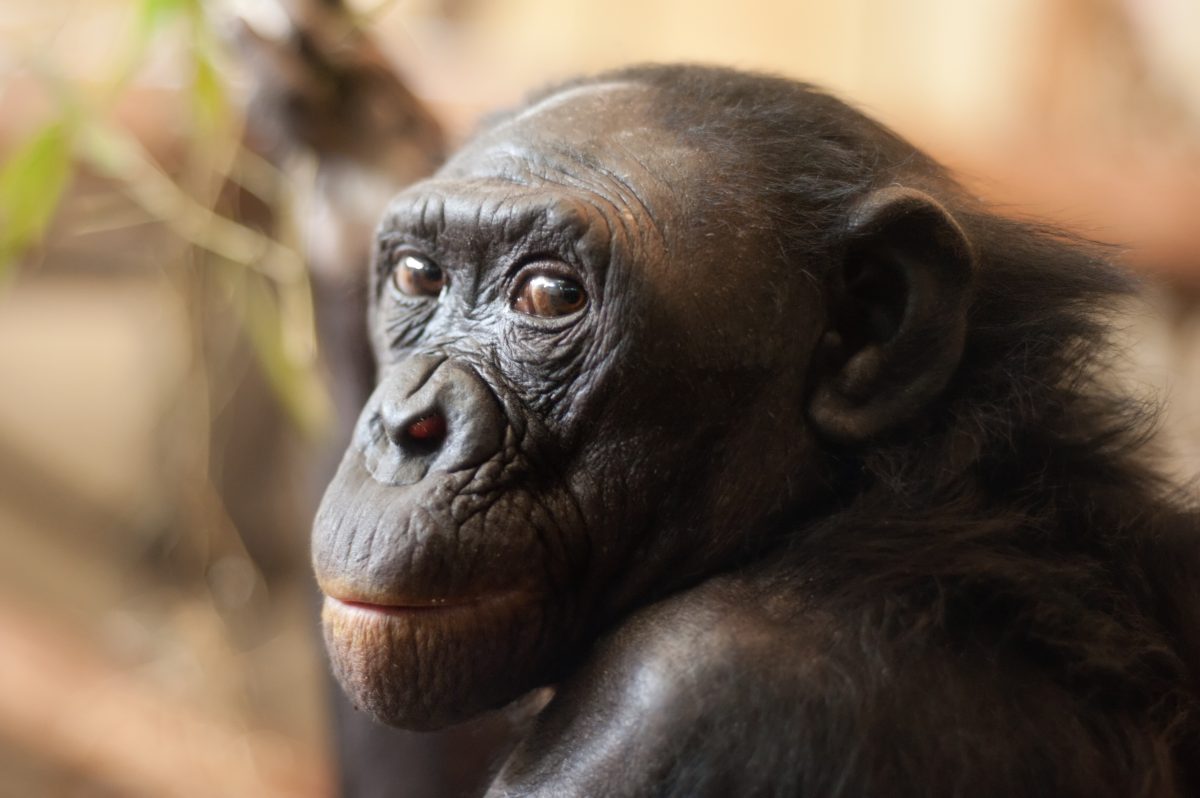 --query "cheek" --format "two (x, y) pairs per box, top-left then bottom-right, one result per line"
(643, 253), (823, 374)
(568, 361), (821, 616)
